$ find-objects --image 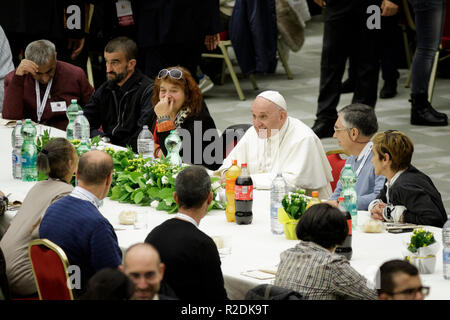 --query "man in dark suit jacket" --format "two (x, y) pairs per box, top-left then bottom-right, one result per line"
(145, 165), (228, 301)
